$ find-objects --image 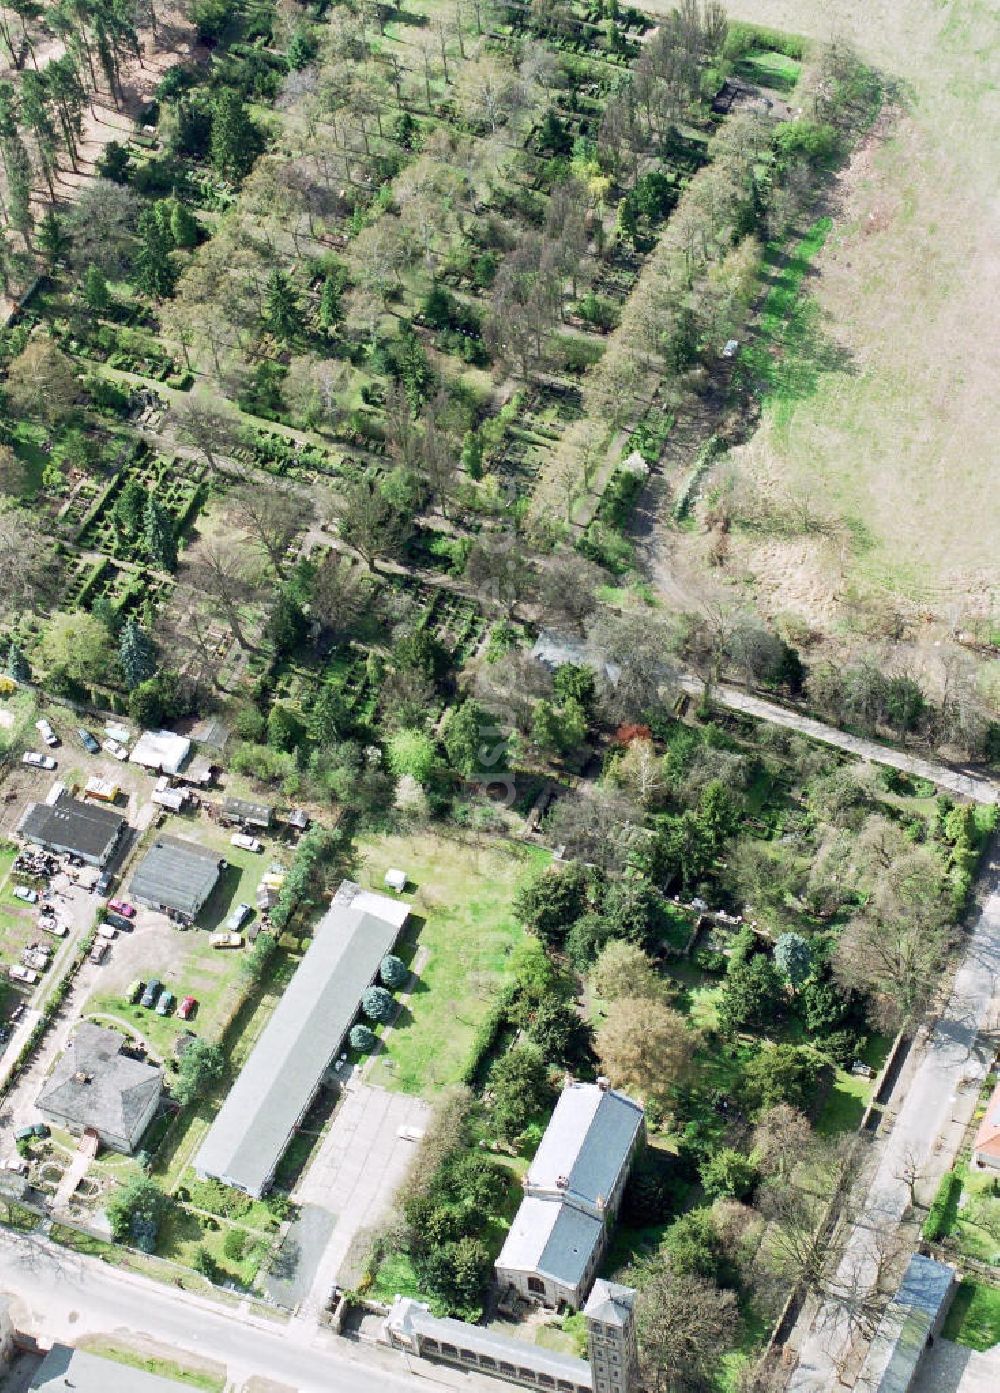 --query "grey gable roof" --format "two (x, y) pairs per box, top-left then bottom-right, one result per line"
(195, 882), (408, 1194)
(537, 1204), (604, 1289)
(129, 834), (224, 917)
(568, 1090), (644, 1206)
(19, 791), (125, 862)
(37, 1023), (161, 1140)
(528, 1081), (644, 1212)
